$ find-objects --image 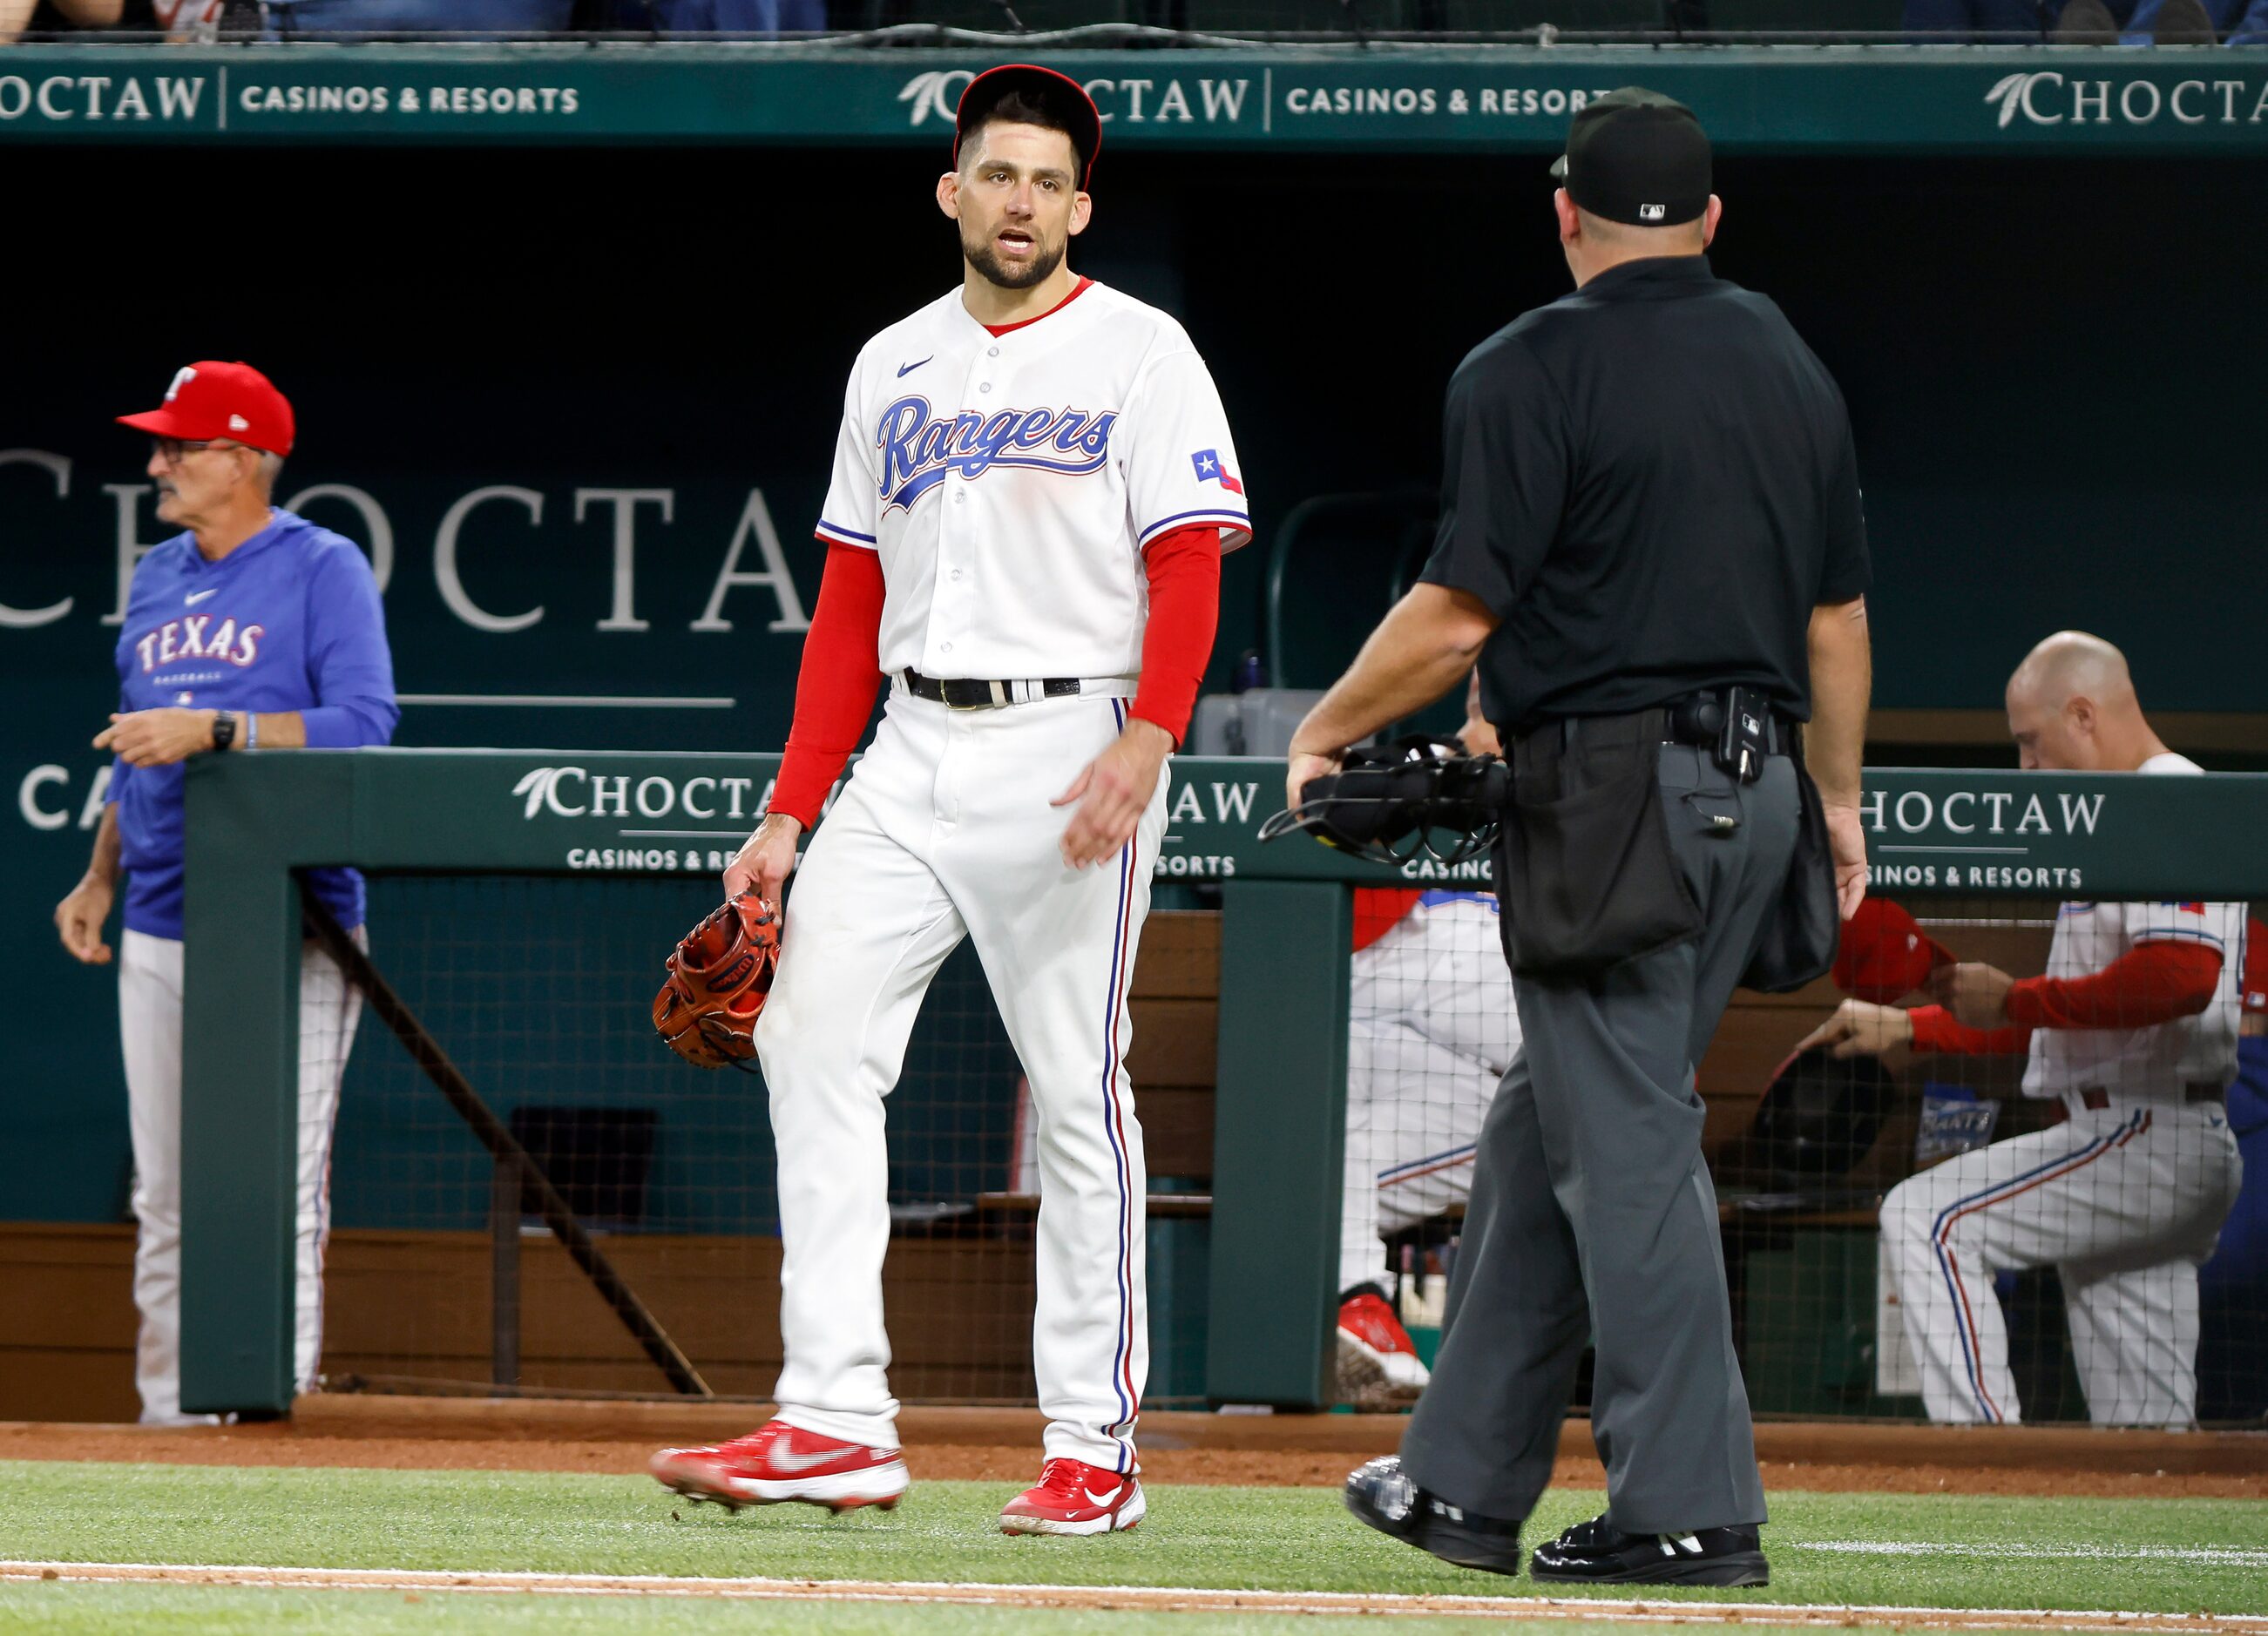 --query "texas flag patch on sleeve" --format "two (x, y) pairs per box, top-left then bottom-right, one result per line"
(1190, 449), (1242, 495)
